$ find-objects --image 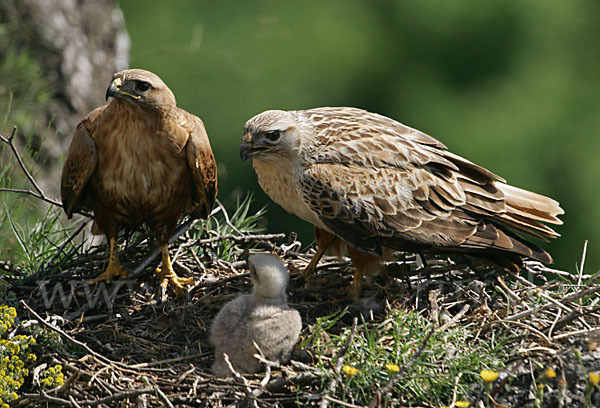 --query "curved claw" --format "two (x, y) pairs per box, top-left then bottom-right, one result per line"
(92, 237), (128, 283)
(92, 264), (128, 283)
(155, 243), (194, 296)
(155, 267), (194, 296)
